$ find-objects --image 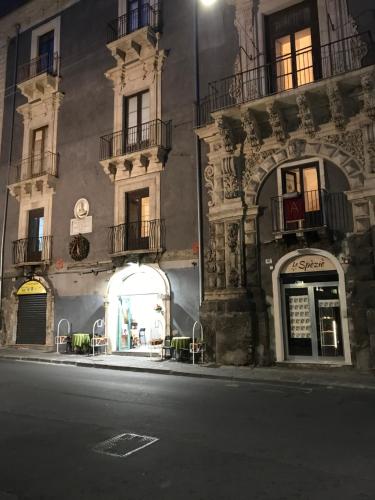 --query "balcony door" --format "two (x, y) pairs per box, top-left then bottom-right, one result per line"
(124, 90), (150, 152)
(38, 30), (54, 74)
(281, 163), (323, 231)
(265, 0), (320, 92)
(31, 126), (47, 177)
(125, 188), (150, 250)
(27, 208), (44, 262)
(127, 0), (150, 33)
